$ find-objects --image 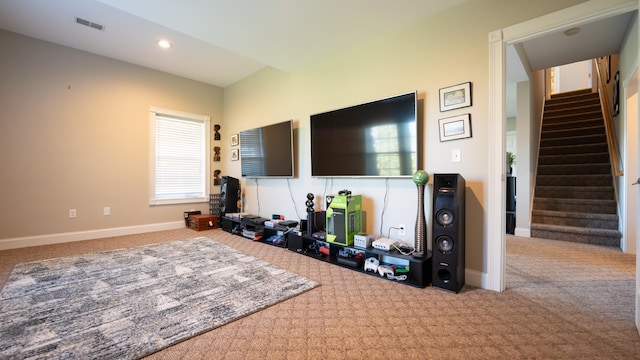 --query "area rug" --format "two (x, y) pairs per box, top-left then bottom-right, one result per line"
(0, 236), (318, 359)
